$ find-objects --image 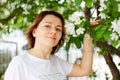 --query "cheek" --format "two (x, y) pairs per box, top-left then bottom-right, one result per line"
(36, 28), (46, 36)
(57, 33), (62, 41)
